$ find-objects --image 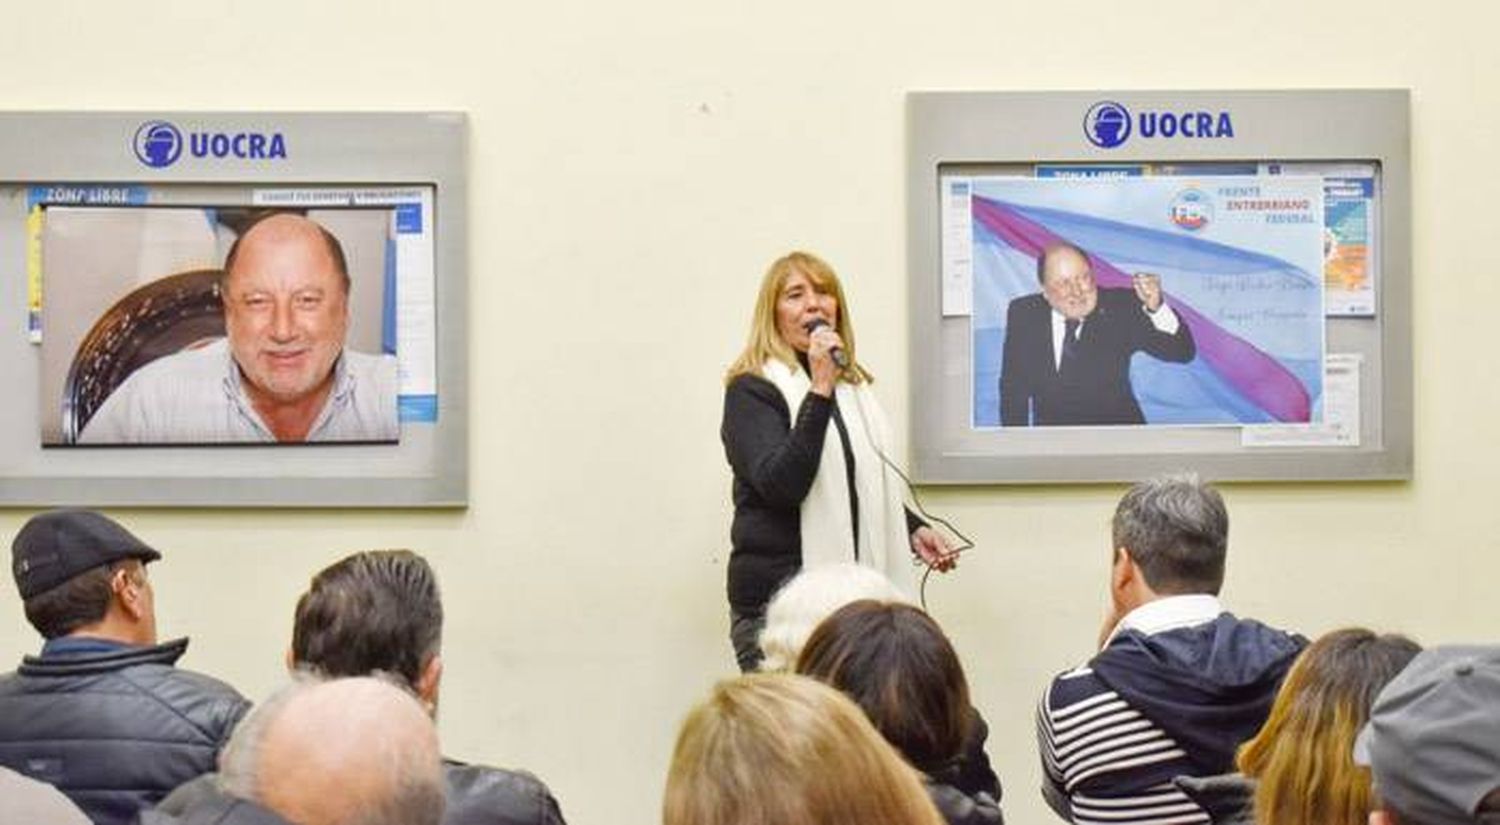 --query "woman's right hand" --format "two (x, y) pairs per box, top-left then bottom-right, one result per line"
(807, 324), (844, 397)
